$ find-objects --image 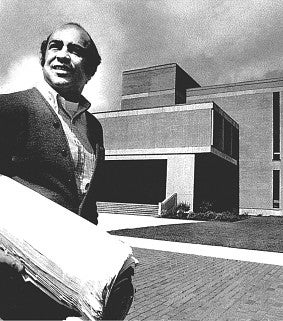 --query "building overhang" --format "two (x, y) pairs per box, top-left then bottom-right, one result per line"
(94, 102), (215, 119)
(104, 146), (237, 165)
